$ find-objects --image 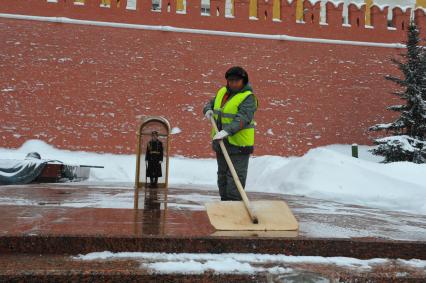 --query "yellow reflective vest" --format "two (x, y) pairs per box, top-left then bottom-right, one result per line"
(211, 86), (257, 147)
